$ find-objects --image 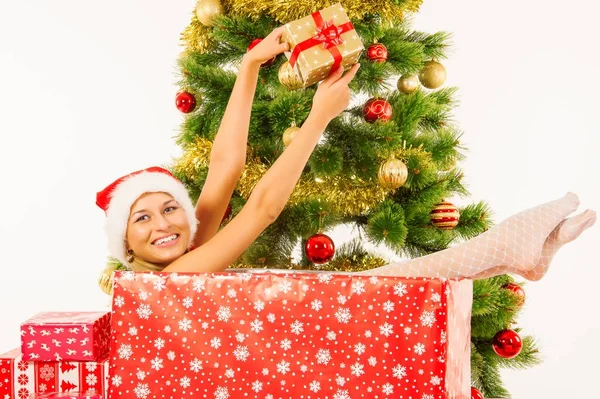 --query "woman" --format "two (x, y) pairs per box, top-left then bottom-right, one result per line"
(96, 28), (596, 293)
